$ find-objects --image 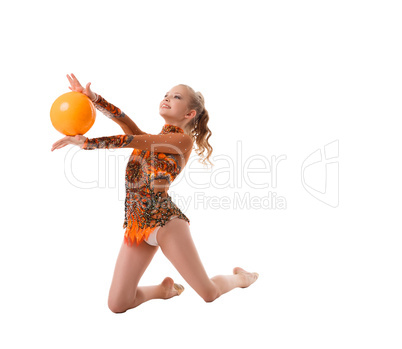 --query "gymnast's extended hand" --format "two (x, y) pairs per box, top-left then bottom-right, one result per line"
(66, 73), (96, 101)
(51, 135), (87, 152)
